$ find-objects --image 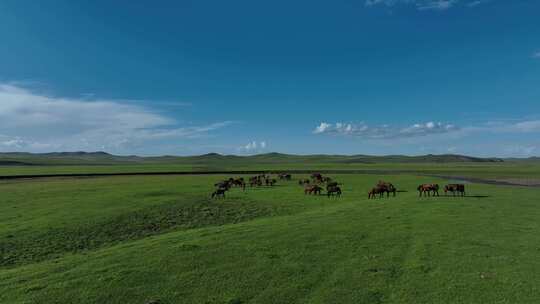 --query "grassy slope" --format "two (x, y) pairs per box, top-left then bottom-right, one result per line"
(1, 174), (540, 303)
